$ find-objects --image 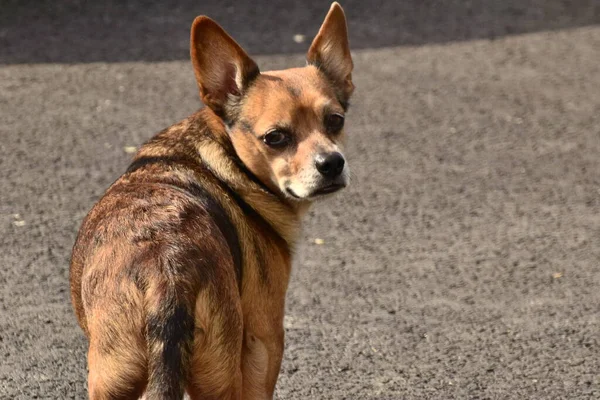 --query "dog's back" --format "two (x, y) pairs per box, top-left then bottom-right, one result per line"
(71, 113), (248, 398)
